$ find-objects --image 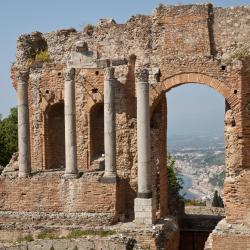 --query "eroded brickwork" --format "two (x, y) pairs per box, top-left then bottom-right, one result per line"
(0, 172), (117, 214)
(5, 3), (250, 249)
